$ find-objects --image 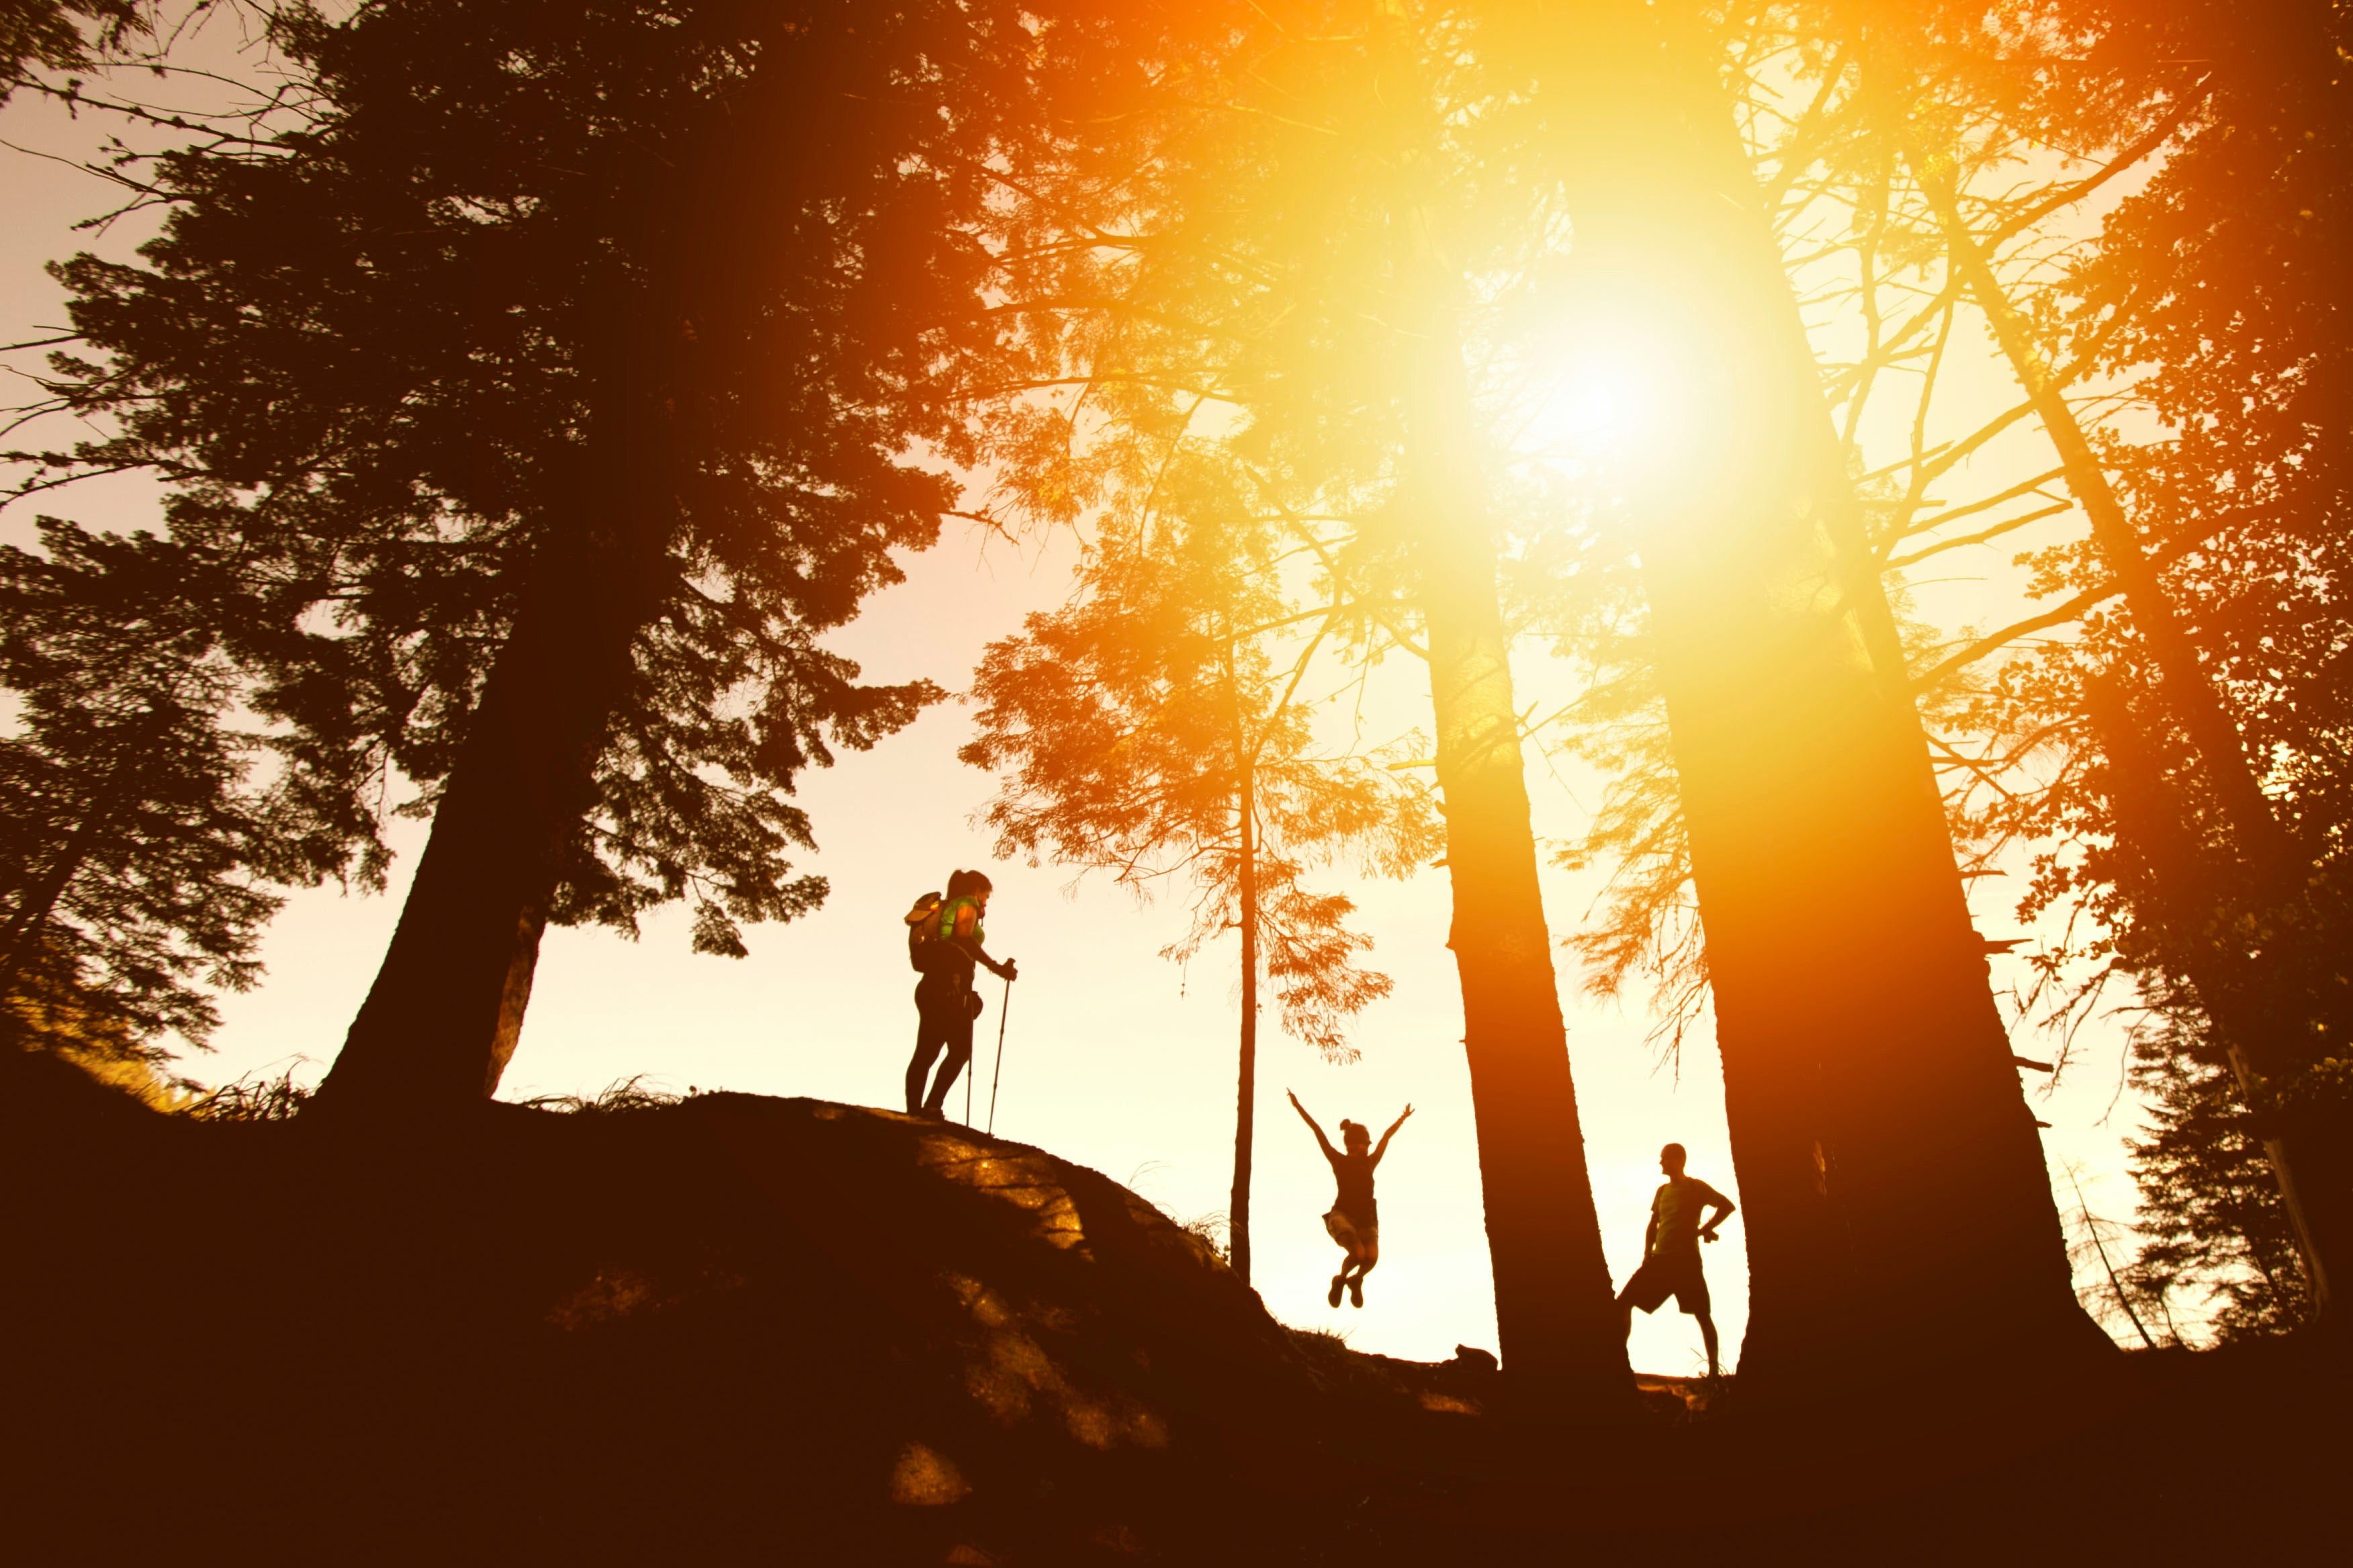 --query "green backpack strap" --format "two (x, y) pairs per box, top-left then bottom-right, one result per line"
(936, 896), (984, 946)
